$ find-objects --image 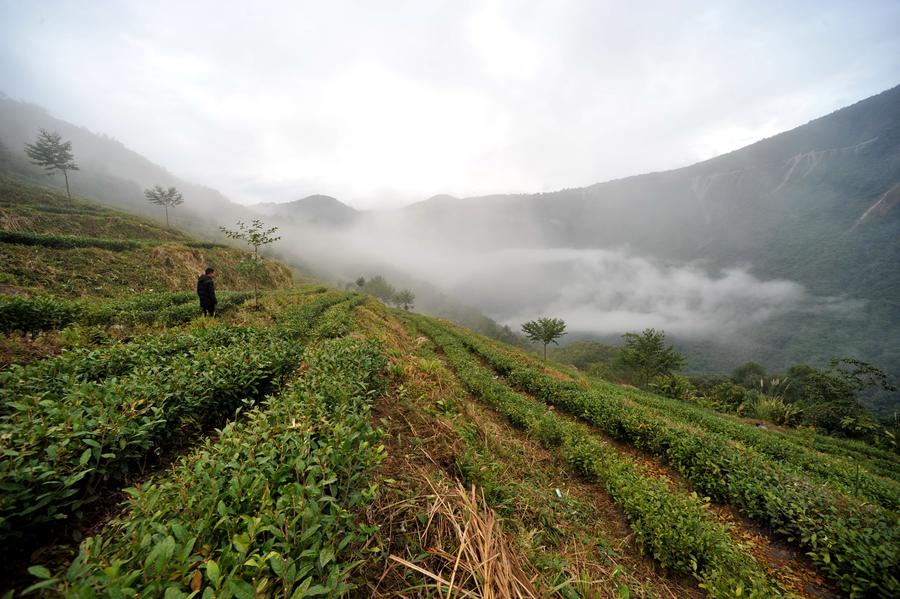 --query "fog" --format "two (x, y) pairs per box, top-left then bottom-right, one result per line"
(264, 207), (860, 346)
